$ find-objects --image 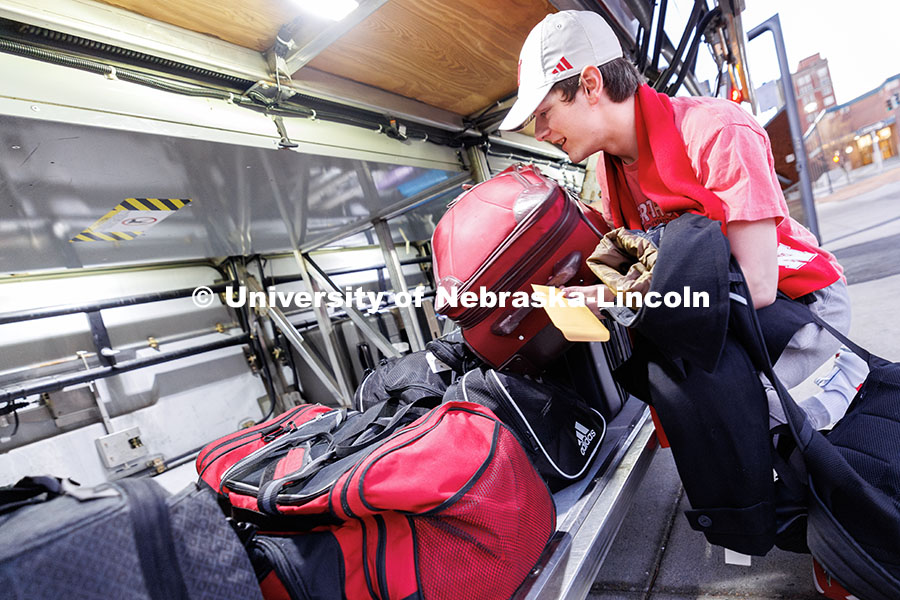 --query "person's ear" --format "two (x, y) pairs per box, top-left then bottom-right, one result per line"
(579, 65), (604, 104)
